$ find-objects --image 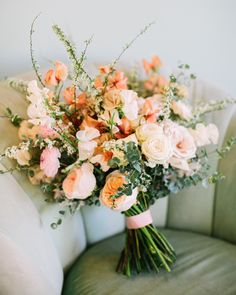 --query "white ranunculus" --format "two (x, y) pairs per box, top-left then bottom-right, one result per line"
(120, 90), (139, 121)
(172, 100), (192, 121)
(136, 123), (163, 142)
(189, 123), (219, 147)
(76, 127), (100, 142)
(142, 134), (173, 166)
(78, 141), (98, 161)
